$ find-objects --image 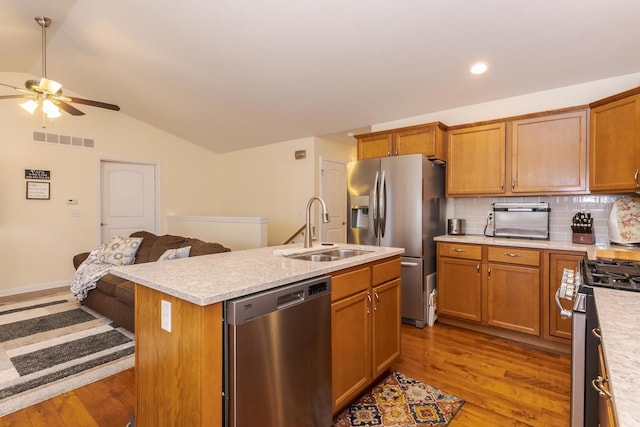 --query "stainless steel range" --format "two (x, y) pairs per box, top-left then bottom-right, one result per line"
(557, 258), (640, 427)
